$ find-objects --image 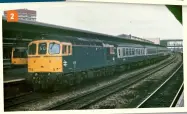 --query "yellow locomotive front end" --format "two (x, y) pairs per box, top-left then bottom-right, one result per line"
(11, 47), (28, 66)
(27, 40), (72, 91)
(27, 40), (63, 91)
(28, 40), (62, 73)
